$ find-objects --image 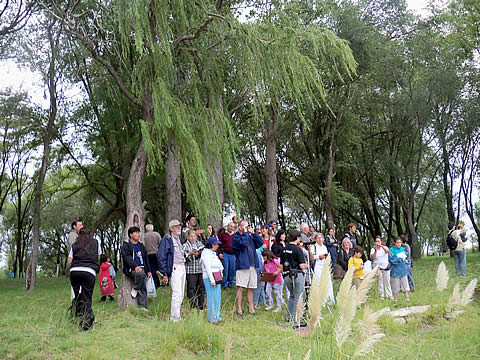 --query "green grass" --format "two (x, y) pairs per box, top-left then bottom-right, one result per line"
(0, 254), (479, 359)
